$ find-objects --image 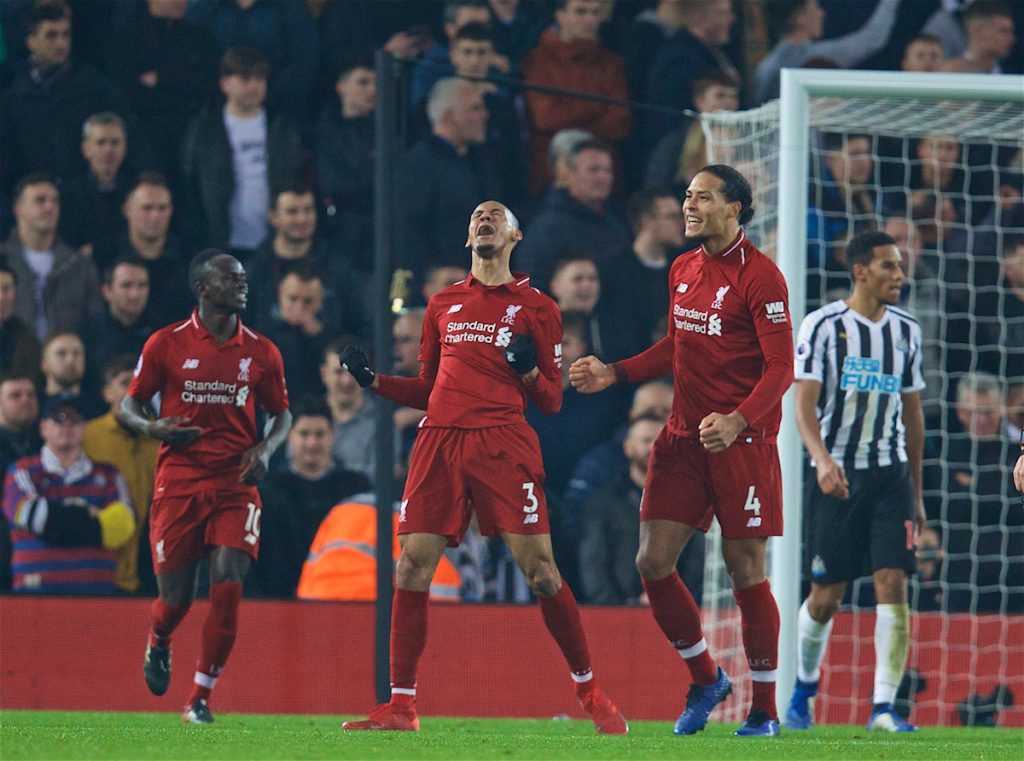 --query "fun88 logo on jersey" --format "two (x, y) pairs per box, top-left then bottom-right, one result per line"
(840, 357), (902, 393)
